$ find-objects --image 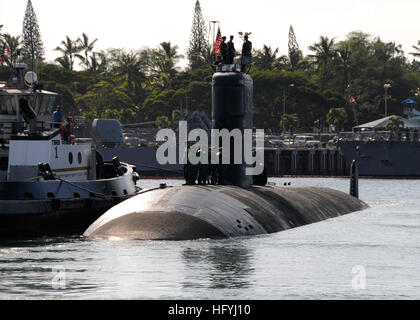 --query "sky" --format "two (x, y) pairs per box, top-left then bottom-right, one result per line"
(1, 0), (420, 68)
